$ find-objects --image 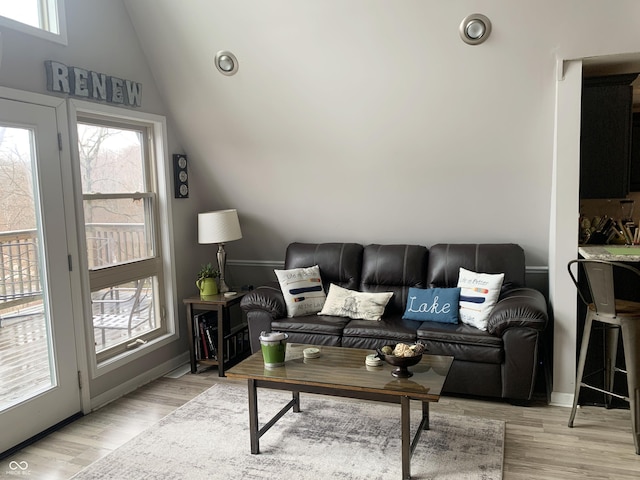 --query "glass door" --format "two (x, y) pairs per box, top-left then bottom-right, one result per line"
(0, 97), (80, 454)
